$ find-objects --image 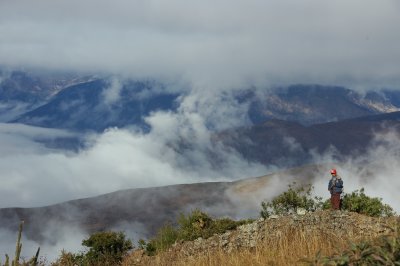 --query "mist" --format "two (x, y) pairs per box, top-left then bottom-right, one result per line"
(0, 223), (87, 262)
(0, 89), (268, 208)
